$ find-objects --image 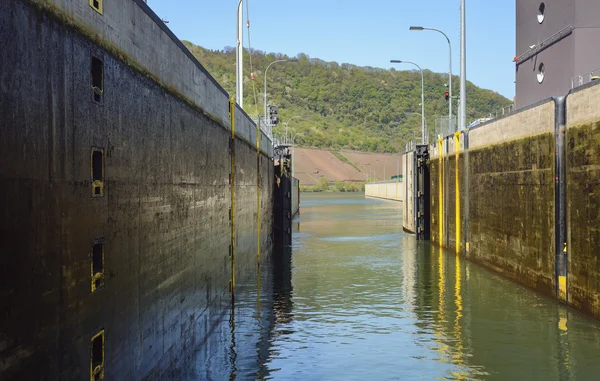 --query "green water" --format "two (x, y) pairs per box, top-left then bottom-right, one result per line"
(191, 193), (600, 380)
